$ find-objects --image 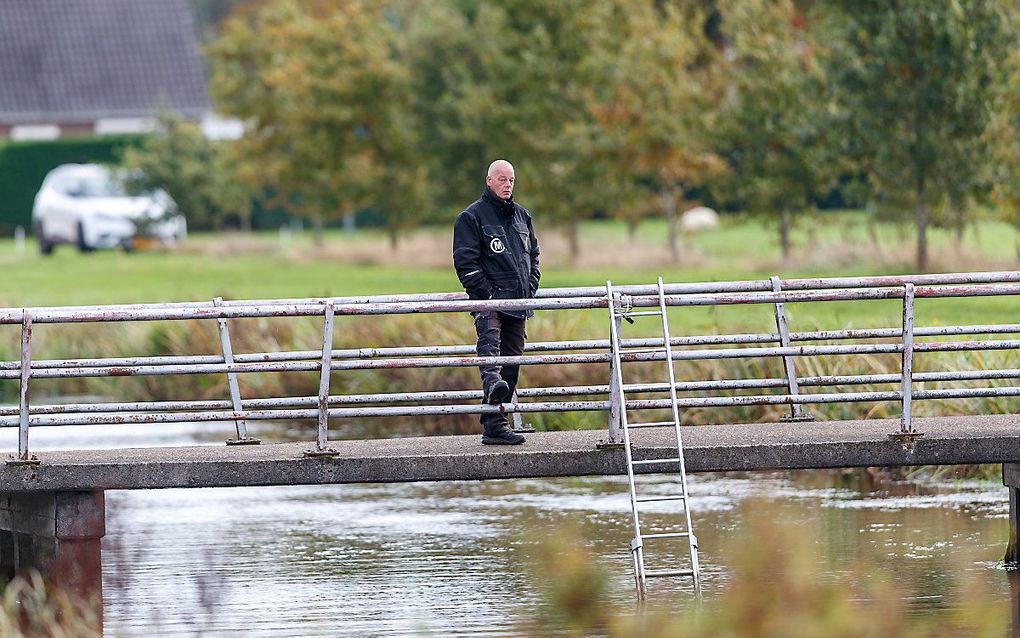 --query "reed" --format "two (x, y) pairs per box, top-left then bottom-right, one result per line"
(3, 310), (1016, 437)
(529, 499), (1008, 637)
(0, 571), (101, 637)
